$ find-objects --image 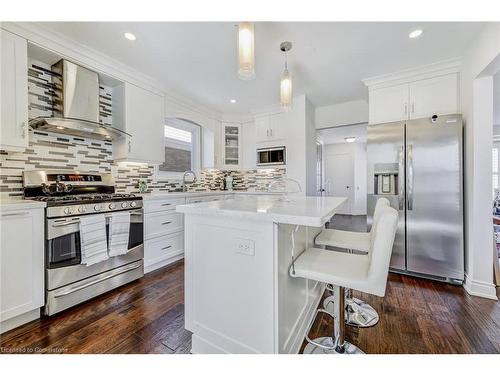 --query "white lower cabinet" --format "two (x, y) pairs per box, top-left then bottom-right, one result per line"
(143, 194), (236, 273)
(143, 197), (186, 273)
(0, 207), (44, 333)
